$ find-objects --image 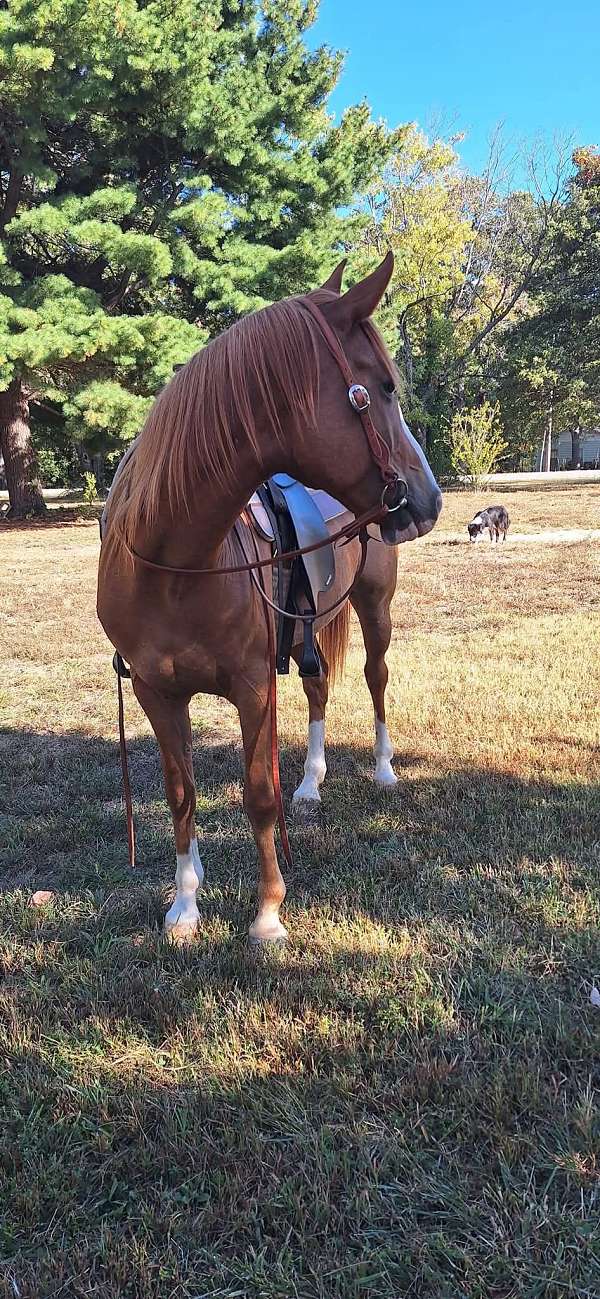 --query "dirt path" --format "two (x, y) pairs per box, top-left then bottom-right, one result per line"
(433, 527), (600, 546)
